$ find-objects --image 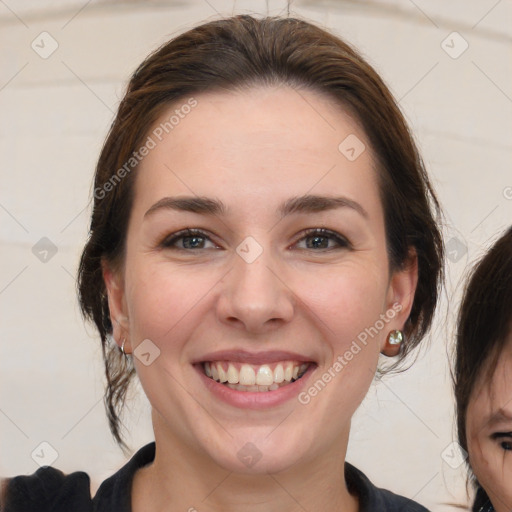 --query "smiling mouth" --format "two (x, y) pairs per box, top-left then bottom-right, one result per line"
(202, 361), (310, 392)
